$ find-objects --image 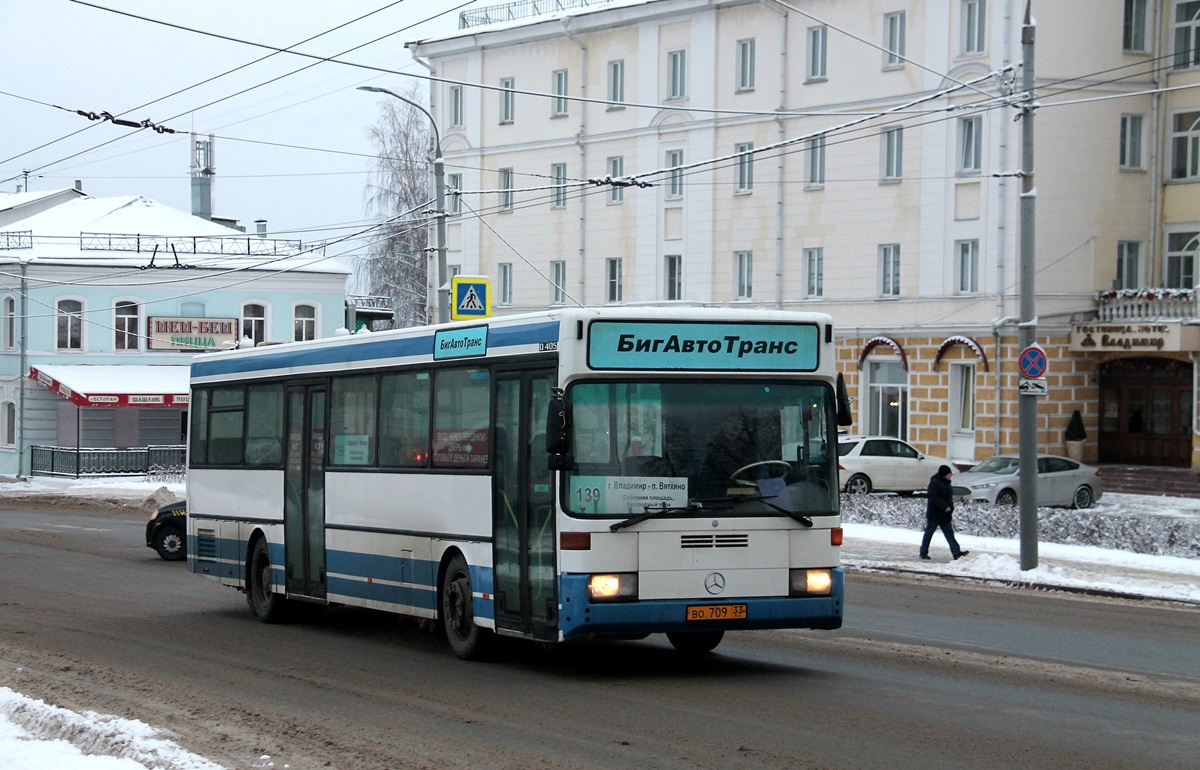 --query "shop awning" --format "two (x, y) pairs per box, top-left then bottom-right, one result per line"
(29, 365), (190, 407)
